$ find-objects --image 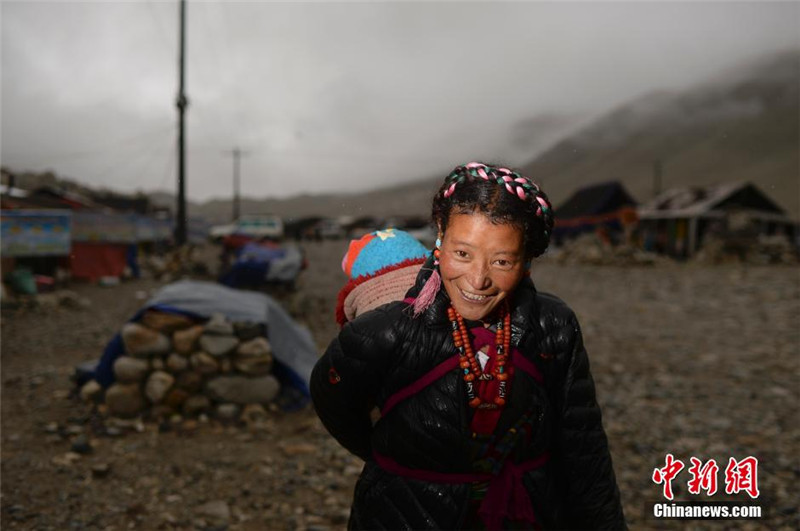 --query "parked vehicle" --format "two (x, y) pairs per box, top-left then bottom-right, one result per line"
(315, 218), (346, 240)
(209, 223), (236, 241)
(235, 214), (284, 240)
(210, 214), (284, 242)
